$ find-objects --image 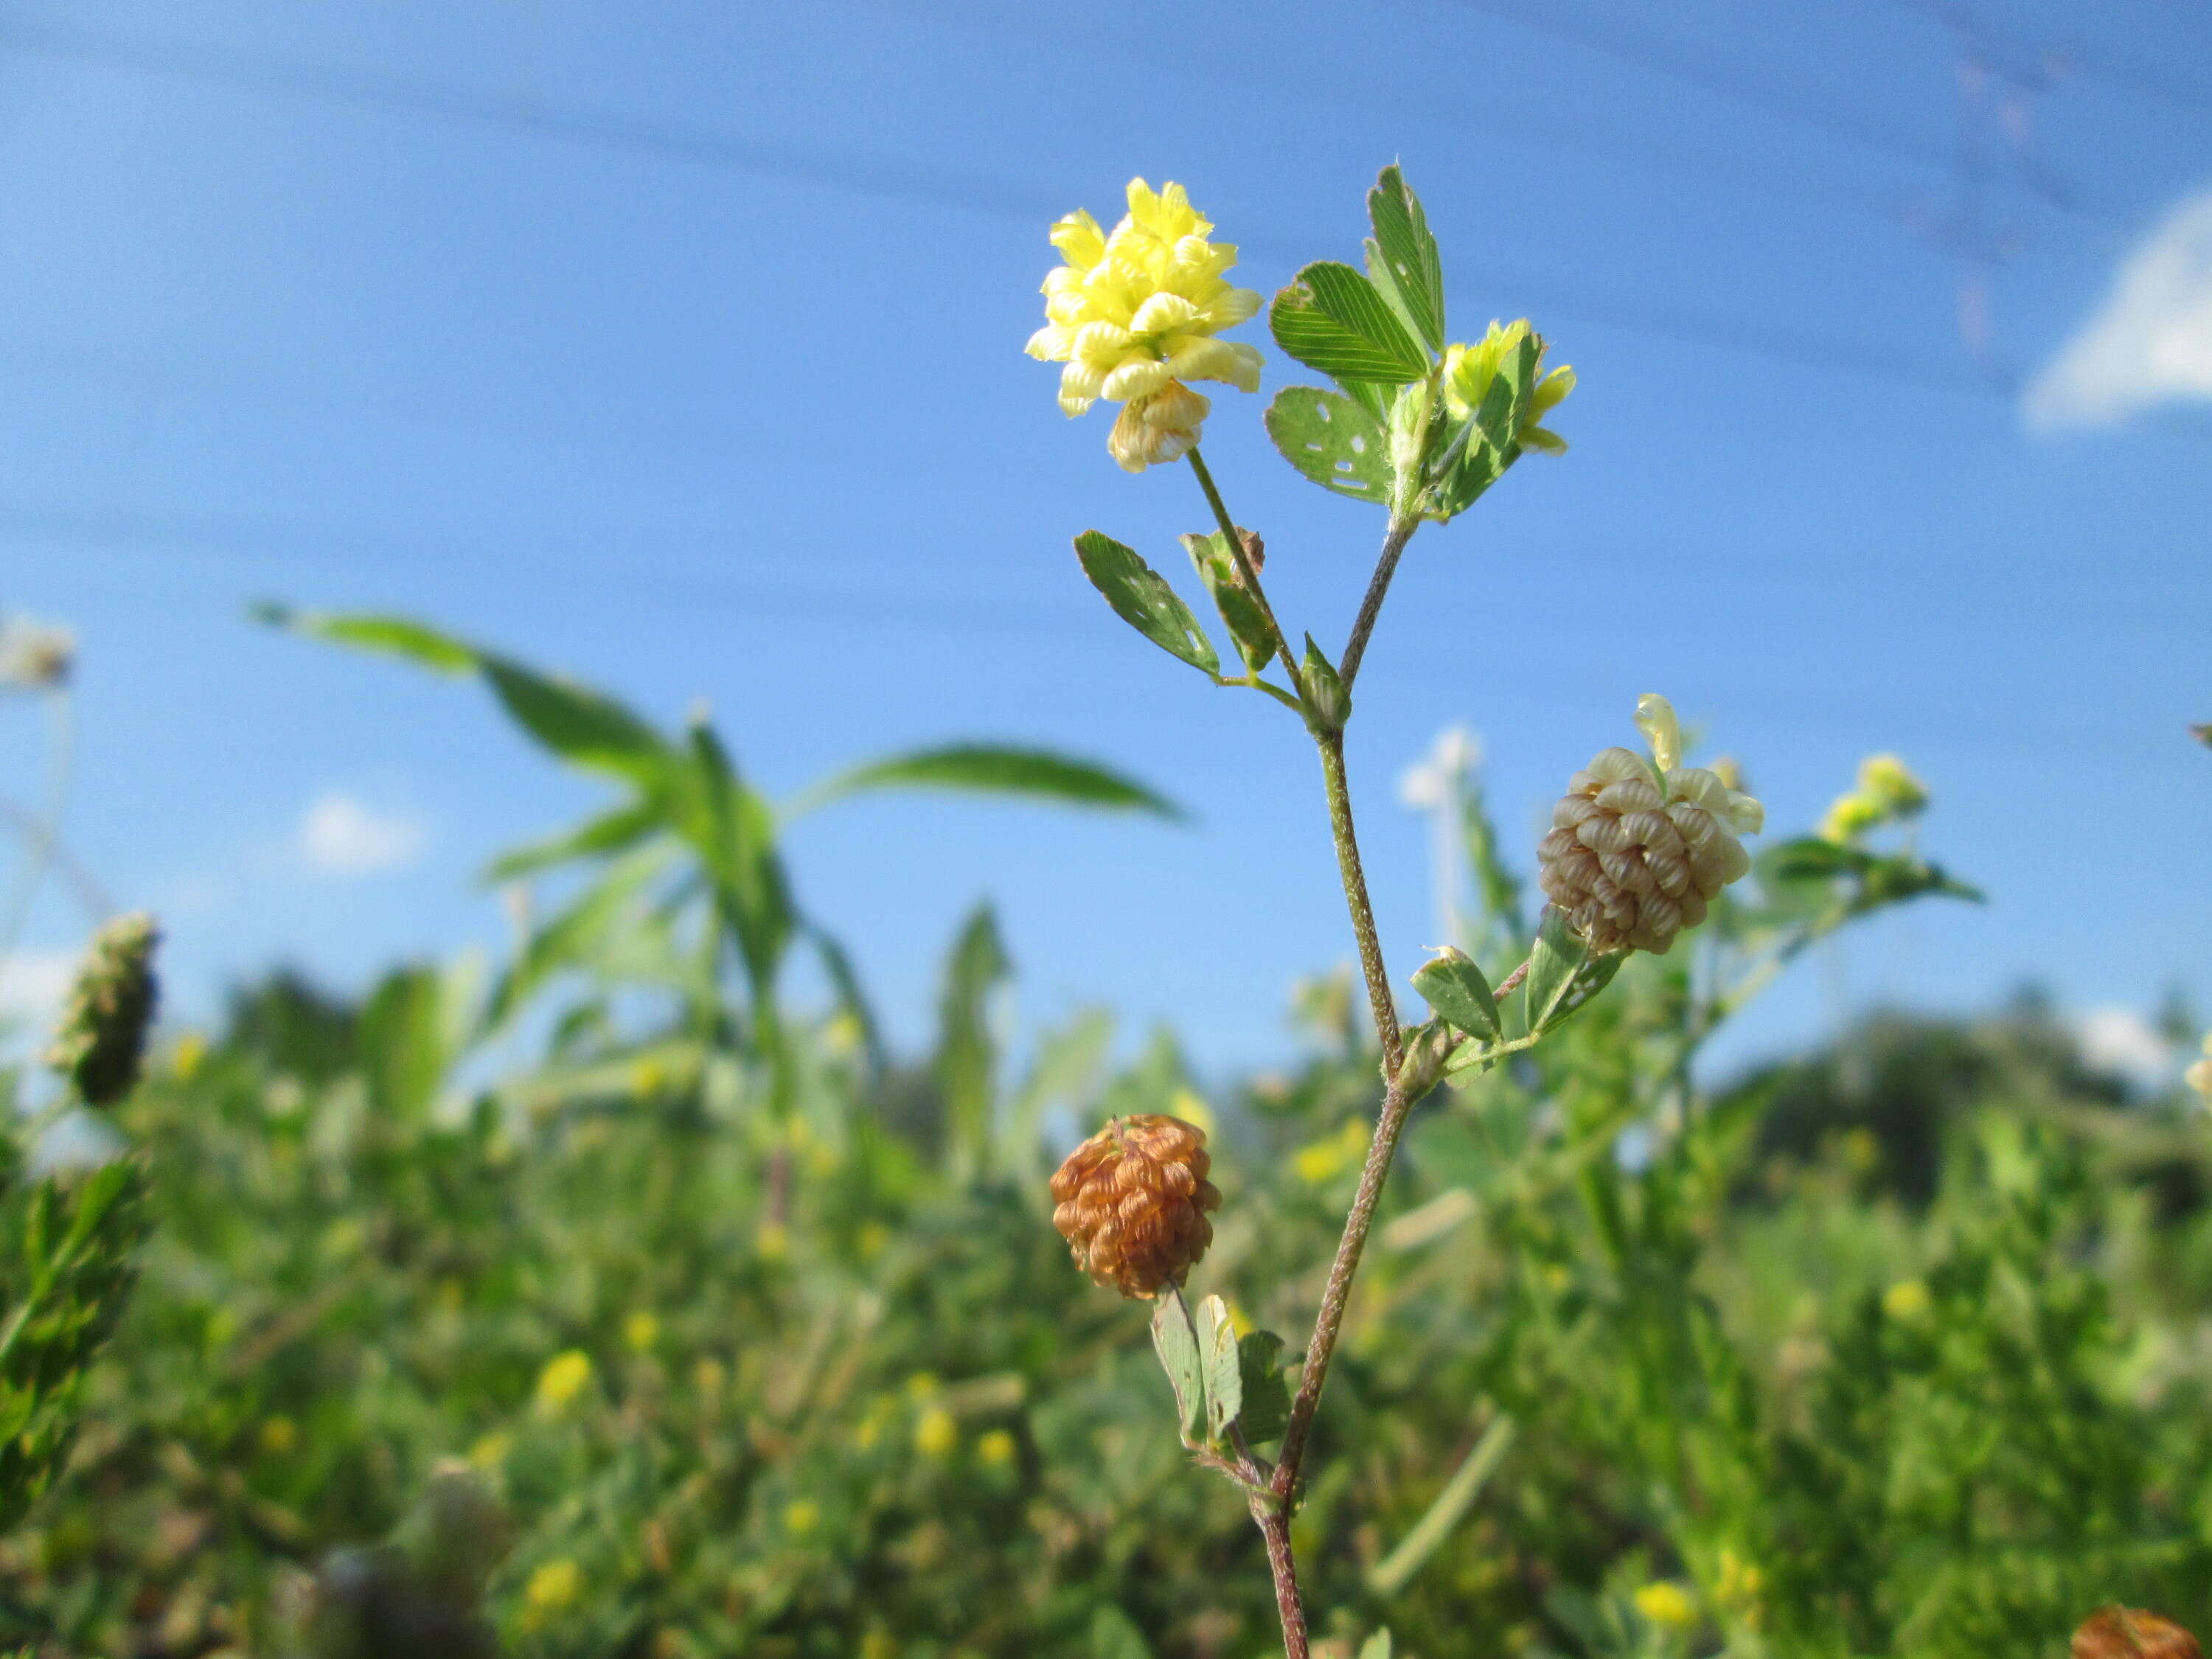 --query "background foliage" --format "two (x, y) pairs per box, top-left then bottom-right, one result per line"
(1, 624), (2206, 1659)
